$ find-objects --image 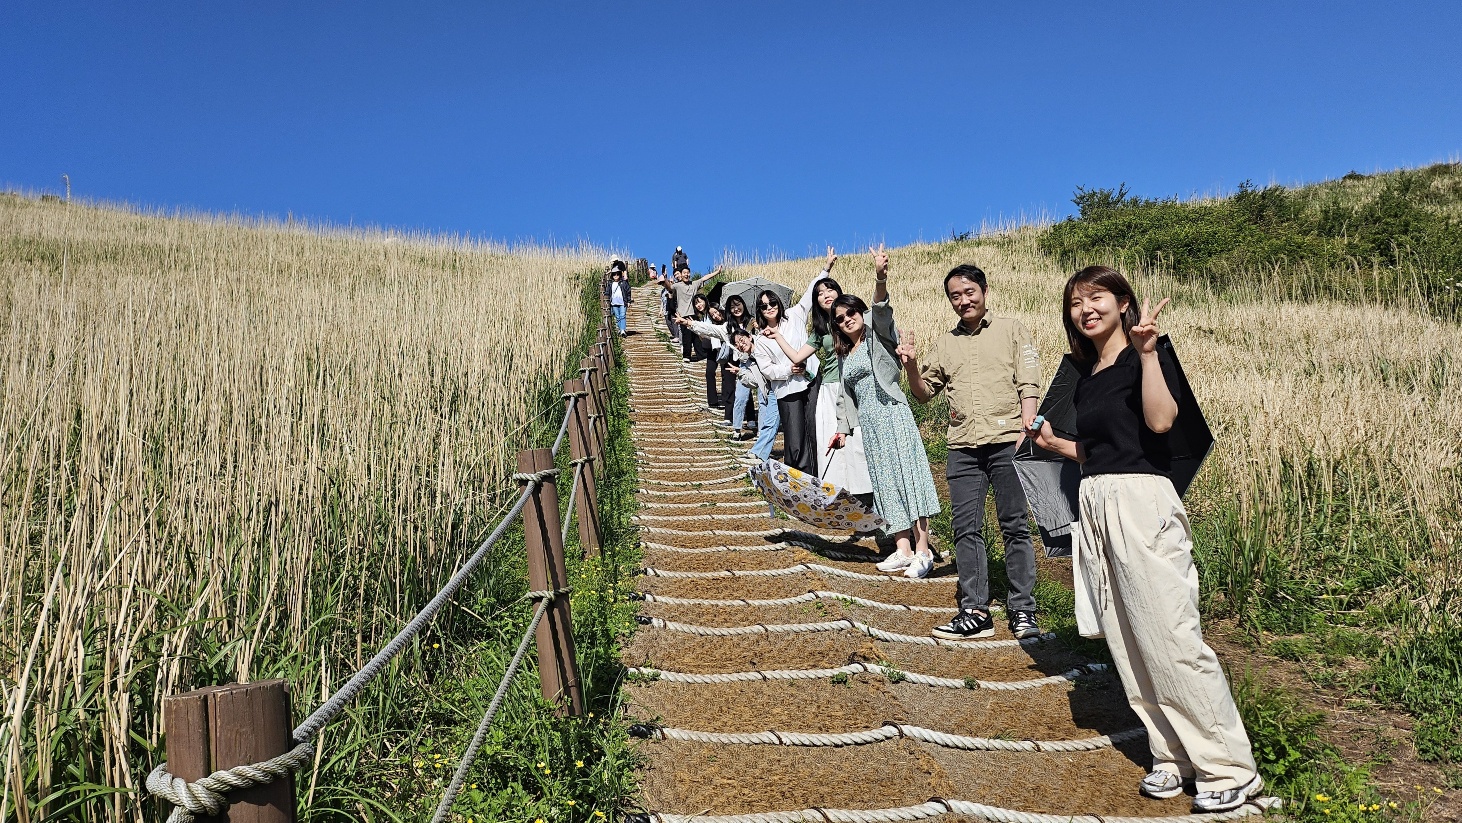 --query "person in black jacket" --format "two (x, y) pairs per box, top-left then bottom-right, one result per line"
(1033, 265), (1262, 814)
(672, 246), (688, 273)
(605, 269), (632, 335)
